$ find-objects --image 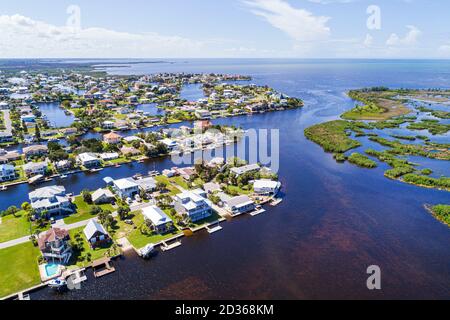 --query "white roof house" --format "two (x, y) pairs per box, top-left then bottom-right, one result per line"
(29, 185), (72, 216)
(91, 188), (115, 203)
(112, 178), (140, 199)
(135, 177), (157, 192)
(224, 195), (255, 216)
(253, 180), (281, 195)
(142, 205), (173, 228)
(173, 191), (212, 222)
(230, 164), (260, 176)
